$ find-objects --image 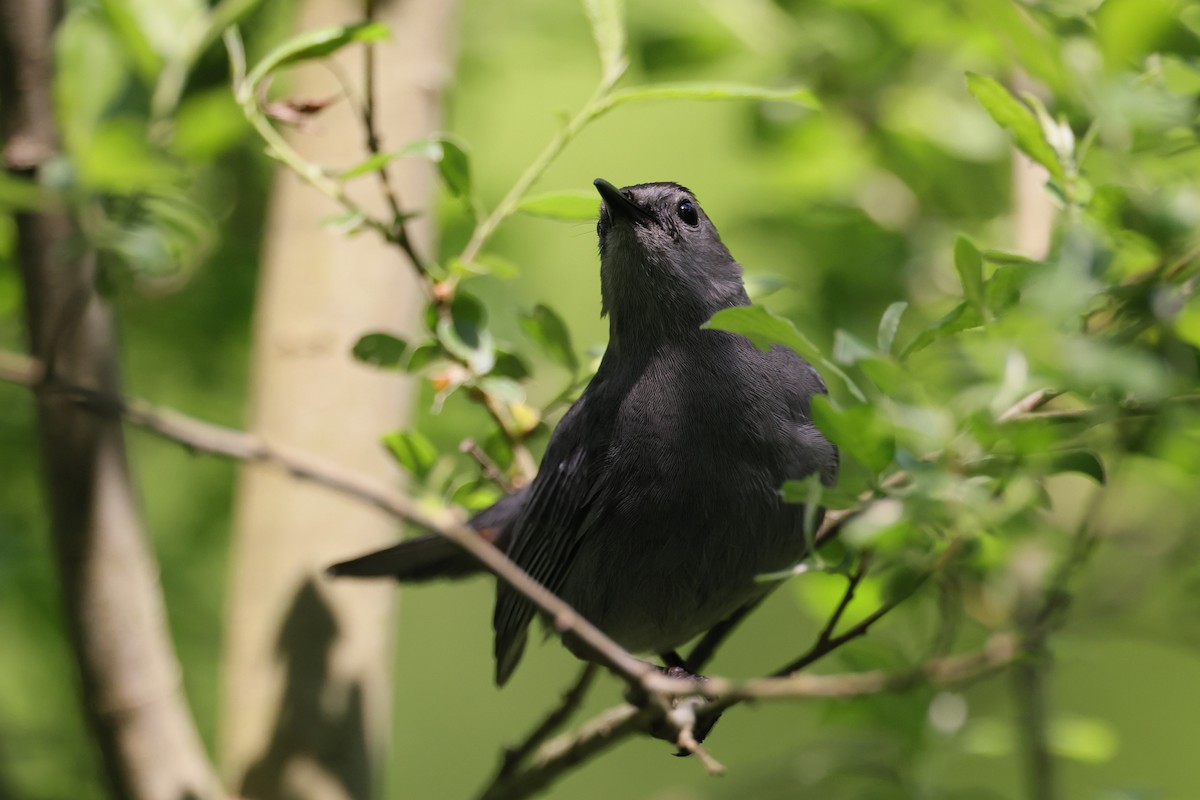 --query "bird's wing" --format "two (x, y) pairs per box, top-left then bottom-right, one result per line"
(492, 400), (607, 685)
